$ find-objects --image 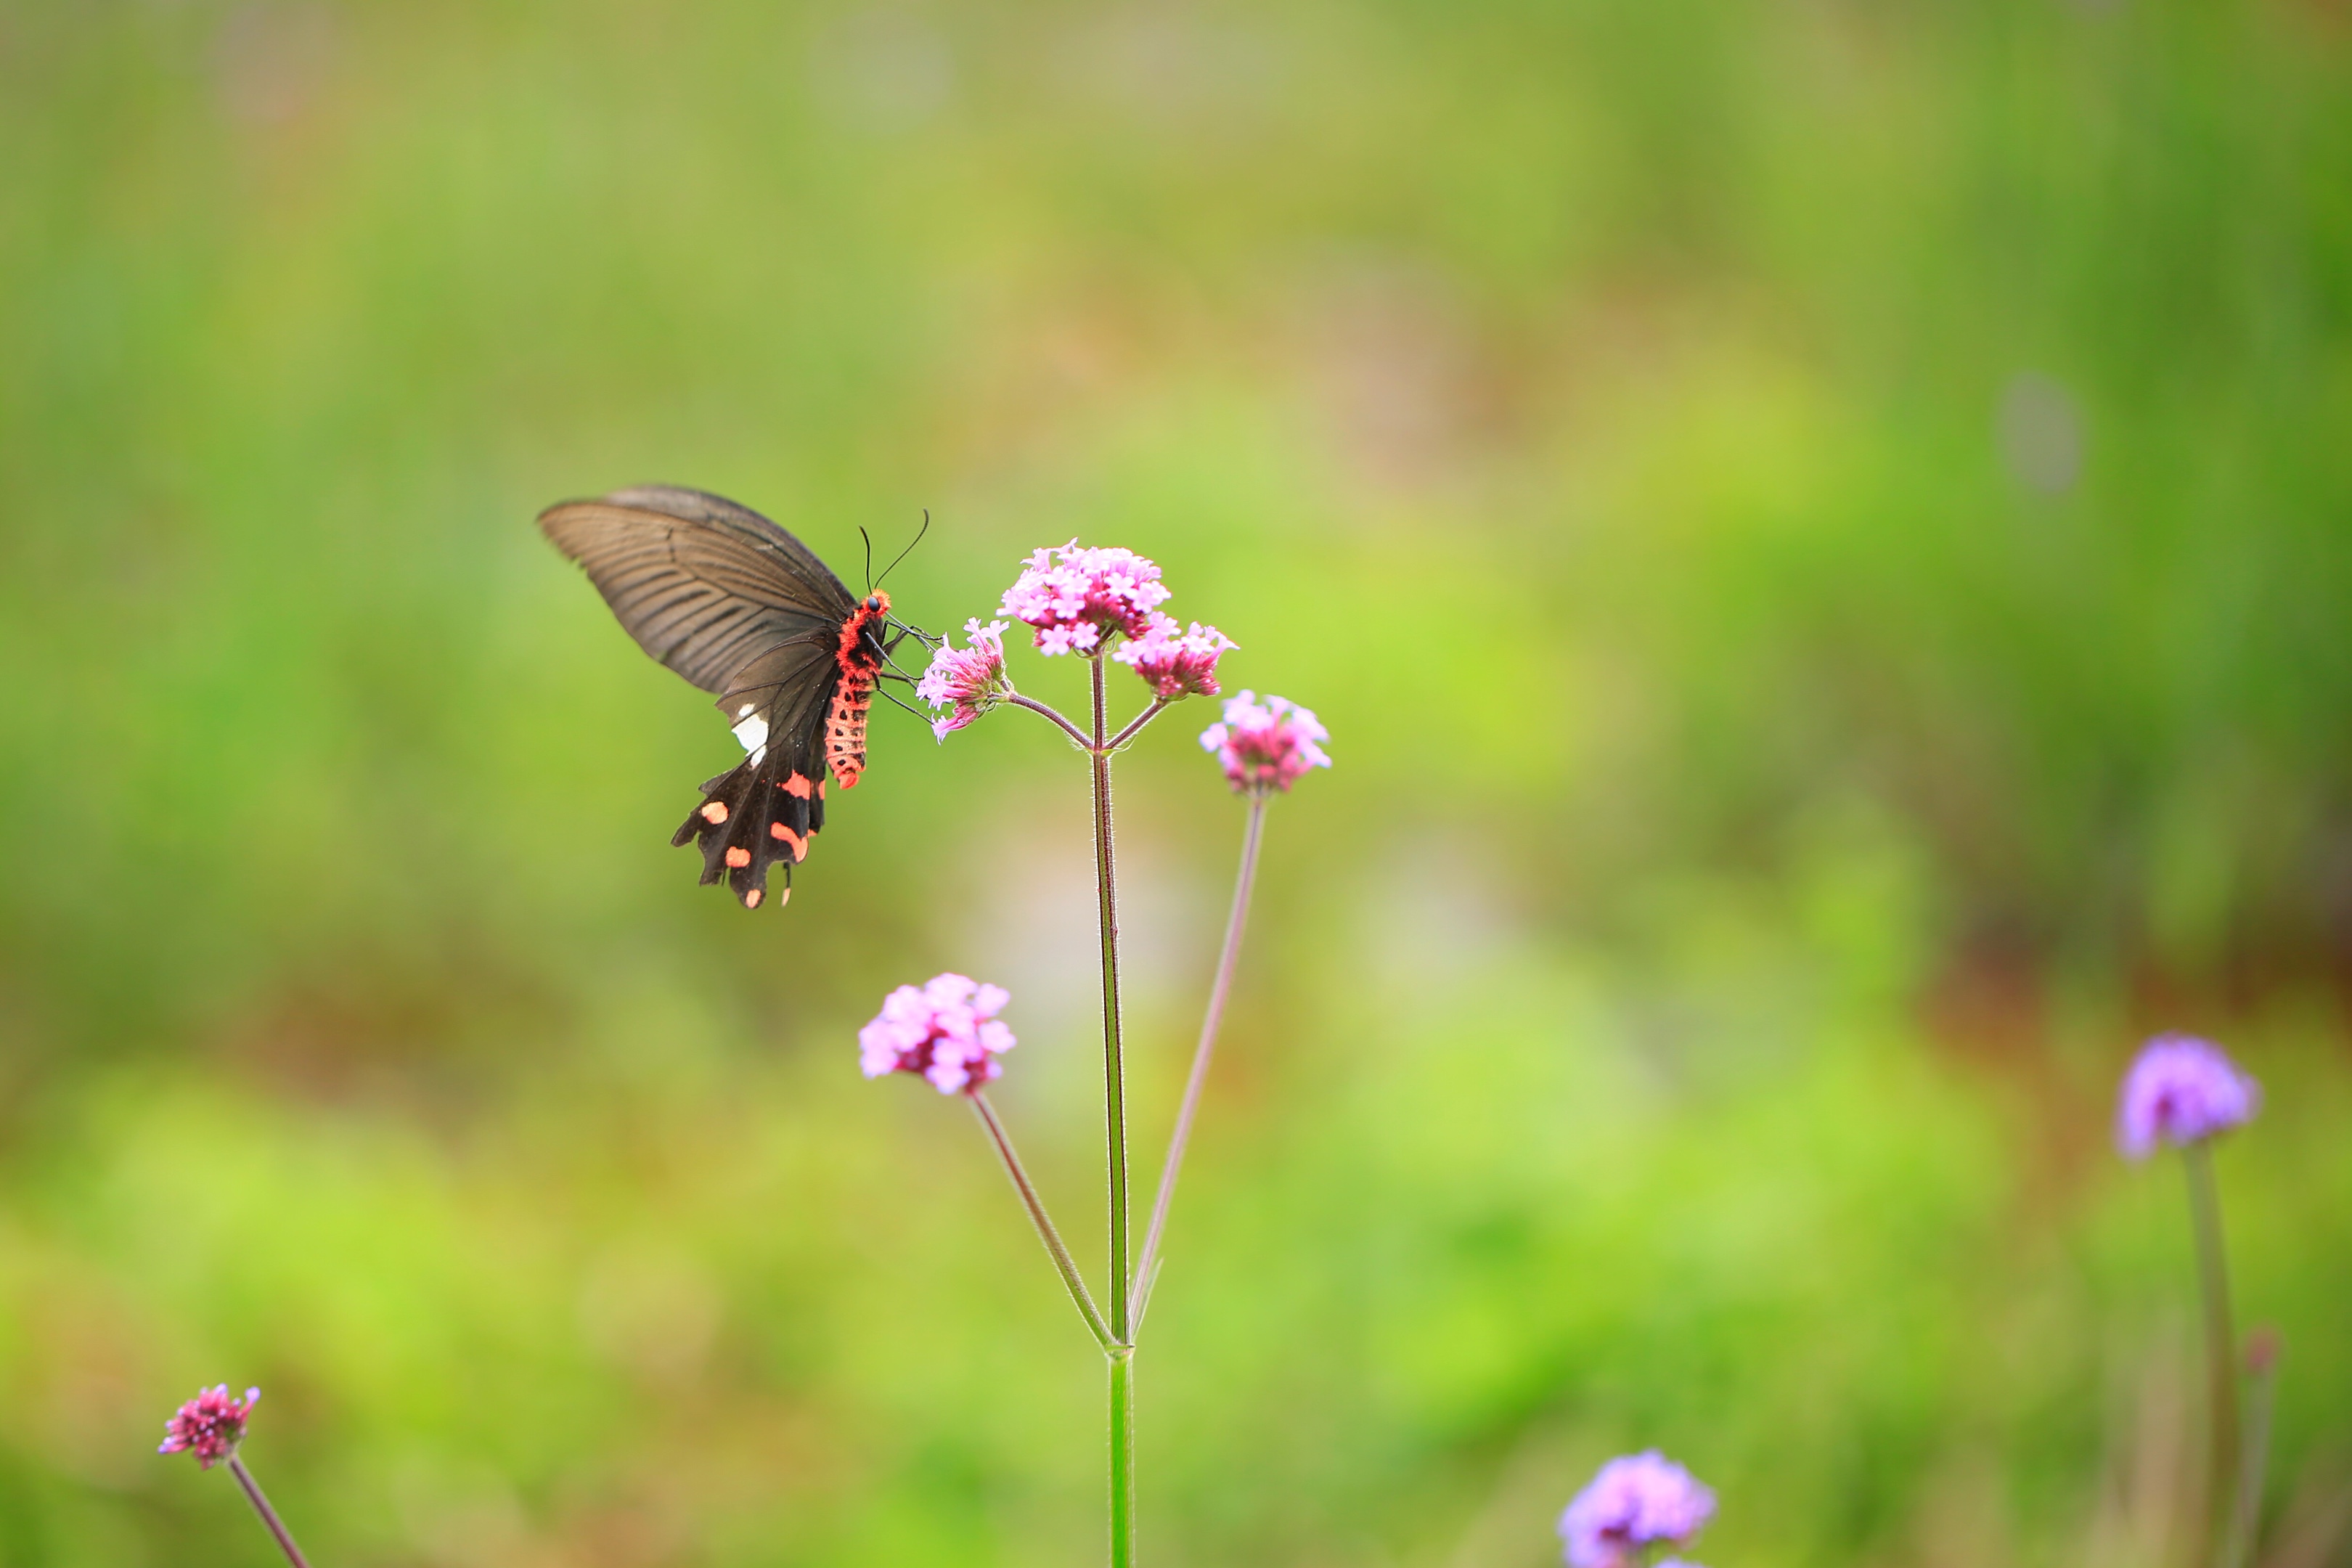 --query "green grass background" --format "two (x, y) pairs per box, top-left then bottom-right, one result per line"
(2, 1), (2350, 1563)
